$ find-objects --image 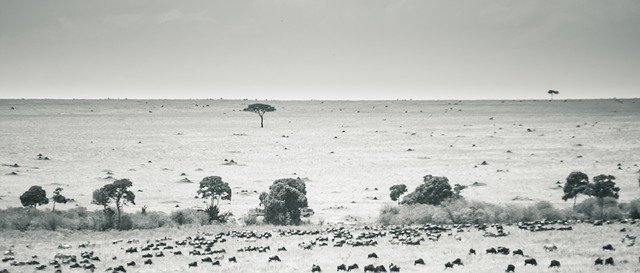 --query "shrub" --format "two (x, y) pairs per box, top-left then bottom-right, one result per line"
(171, 210), (190, 226)
(242, 213), (259, 226)
(402, 175), (455, 205)
(624, 198), (640, 219)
